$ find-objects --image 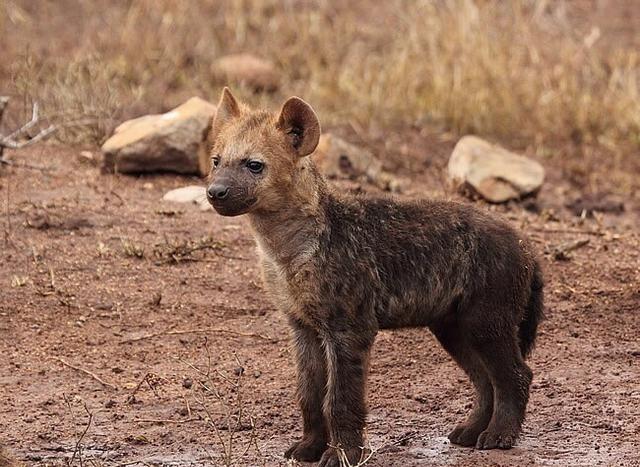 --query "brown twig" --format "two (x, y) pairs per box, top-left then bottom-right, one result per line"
(126, 372), (151, 404)
(181, 340), (262, 466)
(196, 348), (243, 466)
(152, 236), (230, 265)
(125, 372), (166, 403)
(121, 326), (275, 344)
(0, 98), (66, 173)
(0, 97), (9, 124)
(531, 226), (605, 237)
(3, 175), (11, 248)
(54, 357), (118, 390)
(132, 417), (200, 424)
(109, 189), (125, 205)
(0, 158), (56, 171)
(183, 395), (193, 418)
(329, 430), (419, 467)
(121, 323), (178, 345)
(552, 238), (590, 261)
(68, 403), (93, 467)
(0, 100), (57, 152)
